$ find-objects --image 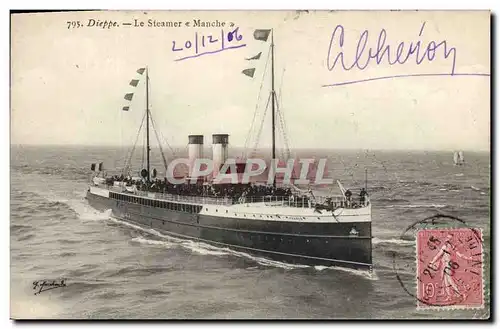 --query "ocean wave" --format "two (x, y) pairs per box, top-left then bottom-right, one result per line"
(313, 265), (378, 280)
(76, 206), (112, 221)
(17, 233), (35, 242)
(383, 204), (447, 209)
(10, 224), (33, 231)
(372, 237), (414, 246)
(131, 236), (175, 248)
(376, 198), (410, 204)
(109, 217), (319, 271)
